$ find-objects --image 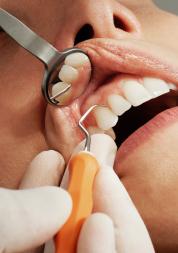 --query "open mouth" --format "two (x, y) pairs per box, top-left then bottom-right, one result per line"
(48, 37), (178, 161)
(77, 38), (178, 153)
(79, 72), (178, 151)
(113, 88), (178, 147)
